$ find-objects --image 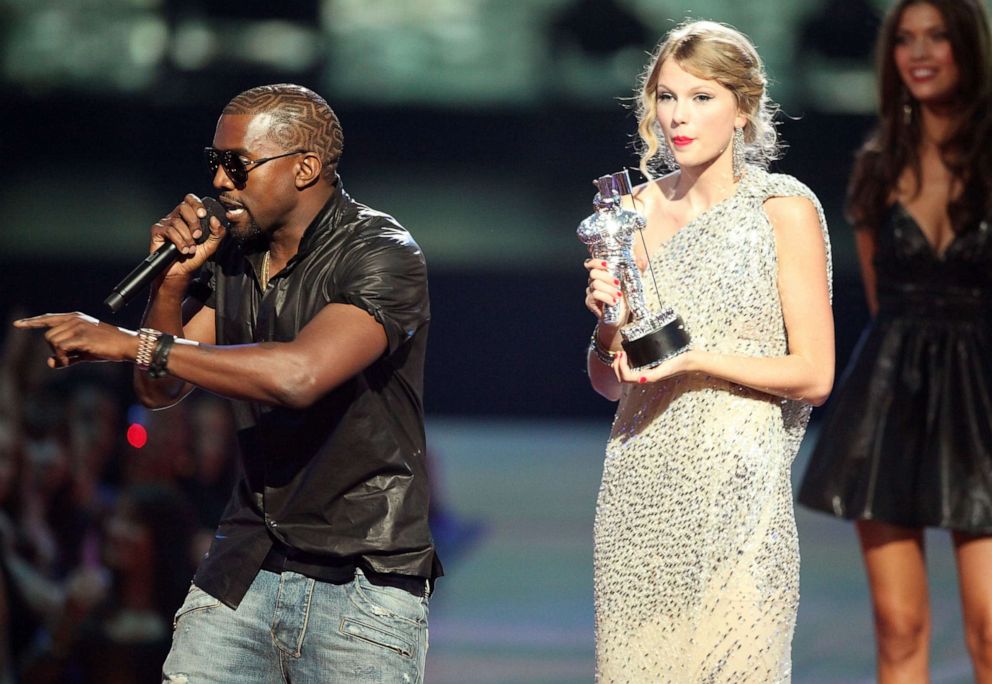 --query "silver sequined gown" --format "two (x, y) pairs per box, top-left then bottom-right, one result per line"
(593, 167), (831, 683)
